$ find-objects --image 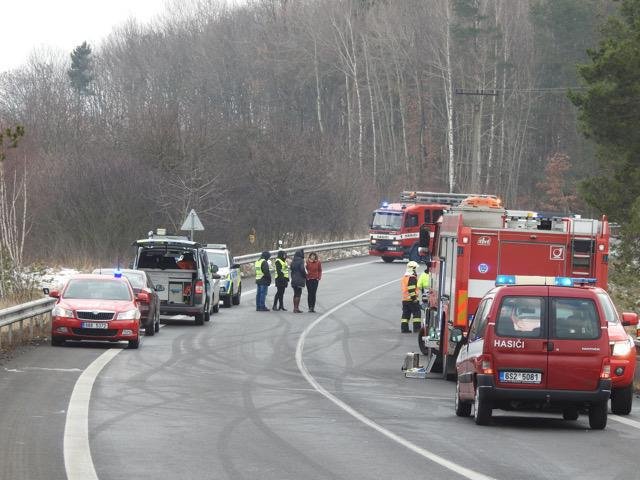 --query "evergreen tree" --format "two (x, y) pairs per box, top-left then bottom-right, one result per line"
(68, 41), (94, 95)
(570, 0), (640, 263)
